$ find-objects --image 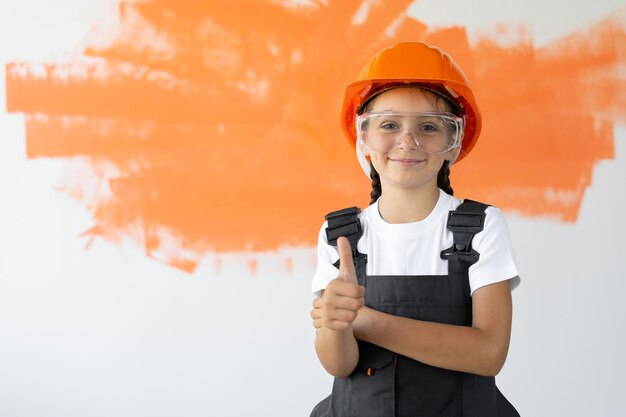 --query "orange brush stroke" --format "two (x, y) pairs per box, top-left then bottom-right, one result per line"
(450, 16), (624, 221)
(4, 2), (626, 270)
